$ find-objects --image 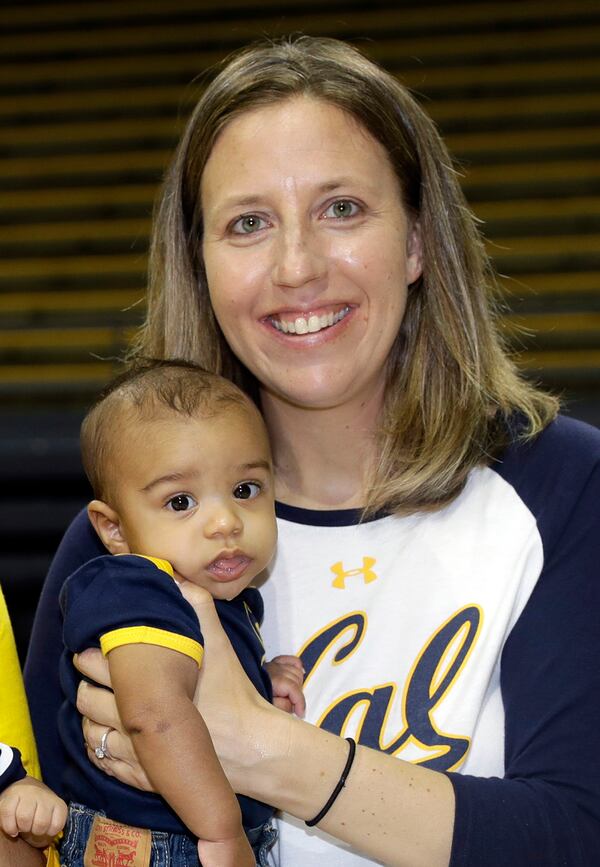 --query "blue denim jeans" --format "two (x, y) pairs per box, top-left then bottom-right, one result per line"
(60, 803), (277, 867)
